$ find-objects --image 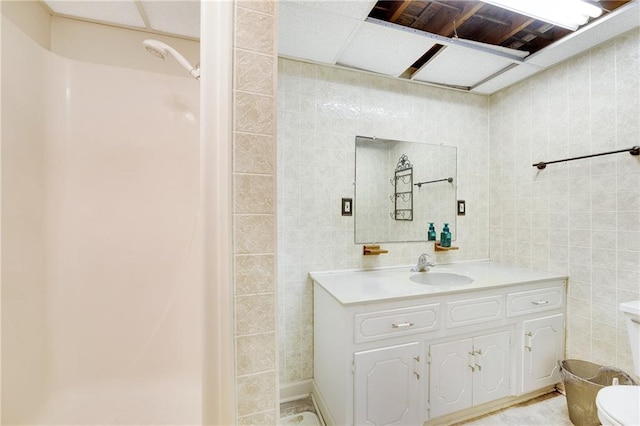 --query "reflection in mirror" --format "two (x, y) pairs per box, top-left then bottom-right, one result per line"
(392, 154), (413, 221)
(355, 136), (457, 244)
